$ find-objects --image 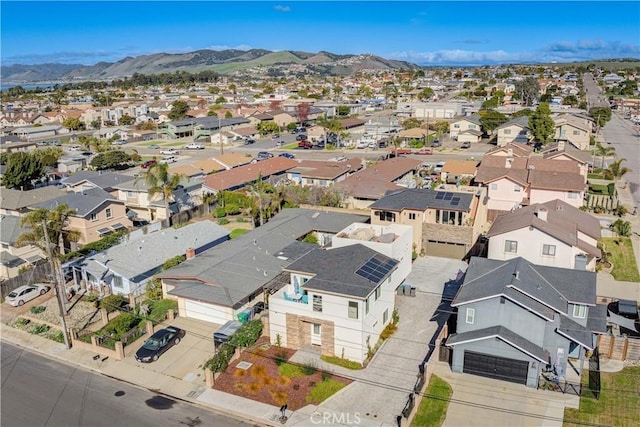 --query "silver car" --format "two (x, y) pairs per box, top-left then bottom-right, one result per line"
(6, 284), (51, 307)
